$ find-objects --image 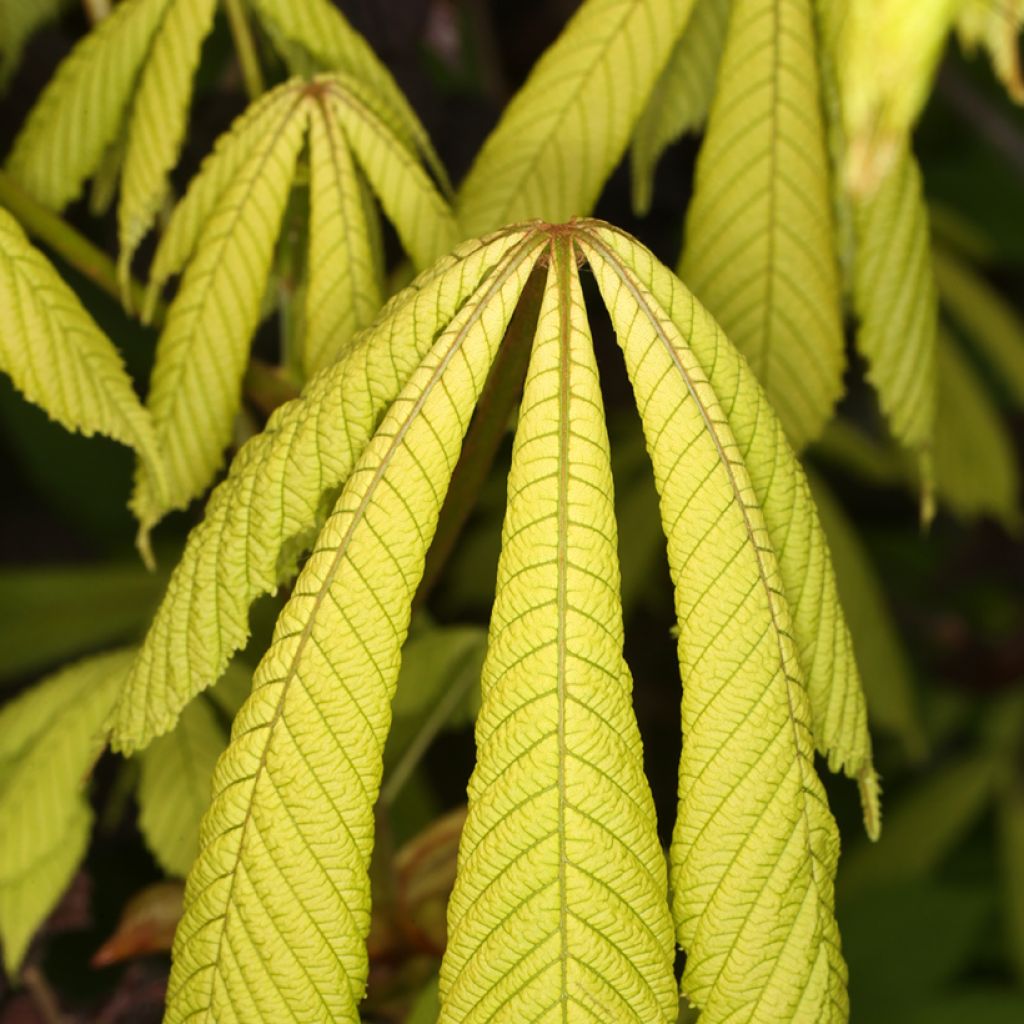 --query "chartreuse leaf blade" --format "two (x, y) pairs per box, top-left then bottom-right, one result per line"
(679, 0), (845, 450)
(302, 87), (382, 376)
(585, 223), (875, 803)
(440, 238), (676, 1023)
(163, 231), (541, 1024)
(0, 0), (73, 88)
(582, 222), (863, 1021)
(630, 0), (729, 215)
(957, 0), (1024, 103)
(131, 87), (310, 536)
(0, 649), (135, 975)
(5, 0), (172, 209)
(0, 207), (167, 510)
(111, 227), (536, 754)
(117, 0), (219, 291)
(457, 0), (696, 235)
